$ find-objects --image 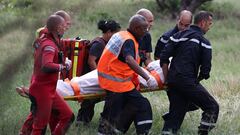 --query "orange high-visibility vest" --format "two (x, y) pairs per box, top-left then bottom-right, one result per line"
(97, 31), (140, 93)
